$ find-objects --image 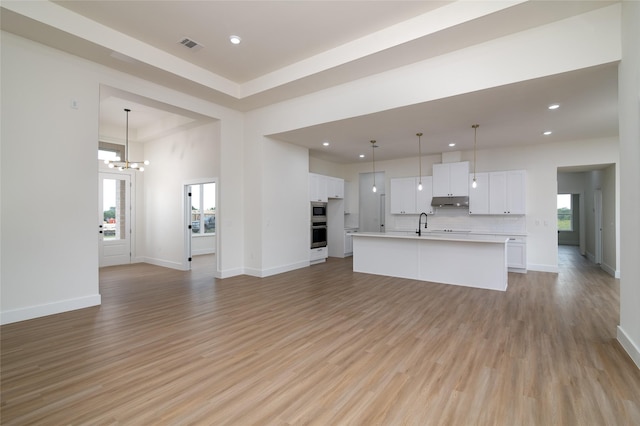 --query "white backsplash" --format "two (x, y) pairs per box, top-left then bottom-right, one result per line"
(345, 213), (359, 229)
(388, 209), (527, 234)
